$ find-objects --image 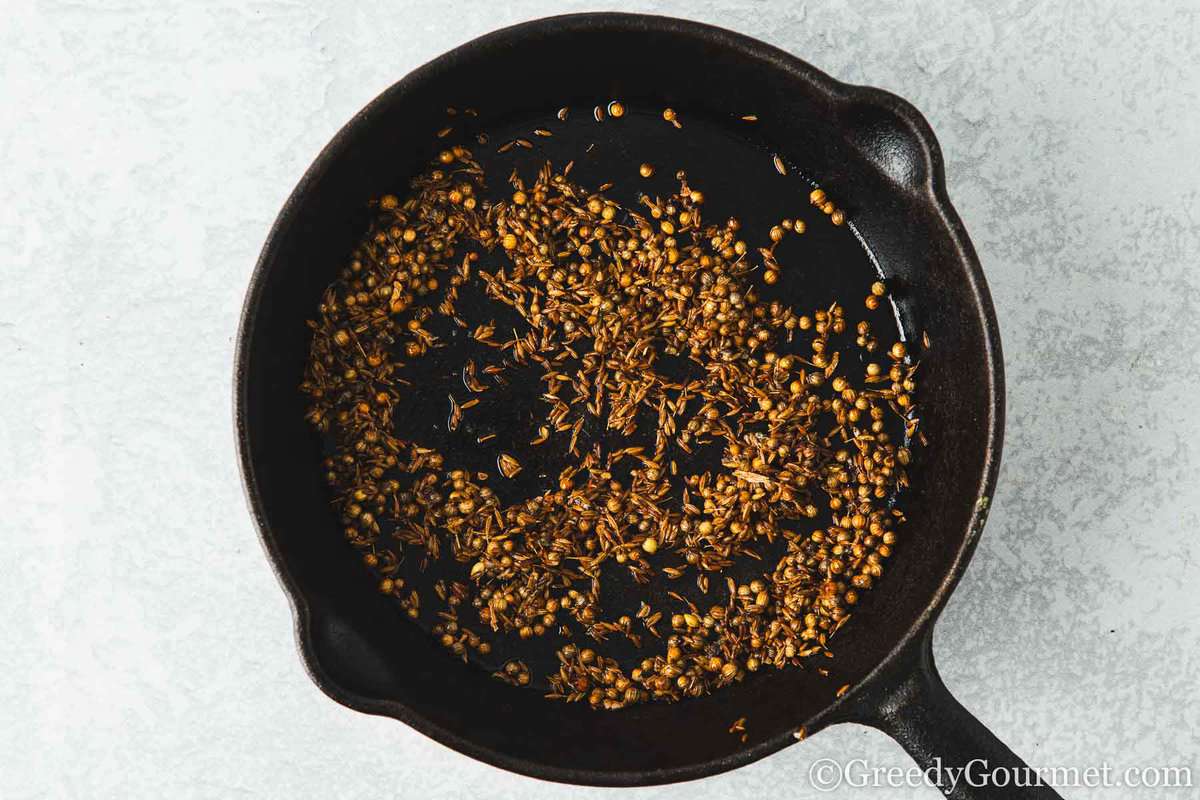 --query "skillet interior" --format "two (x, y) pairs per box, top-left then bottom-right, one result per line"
(237, 13), (1002, 785)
